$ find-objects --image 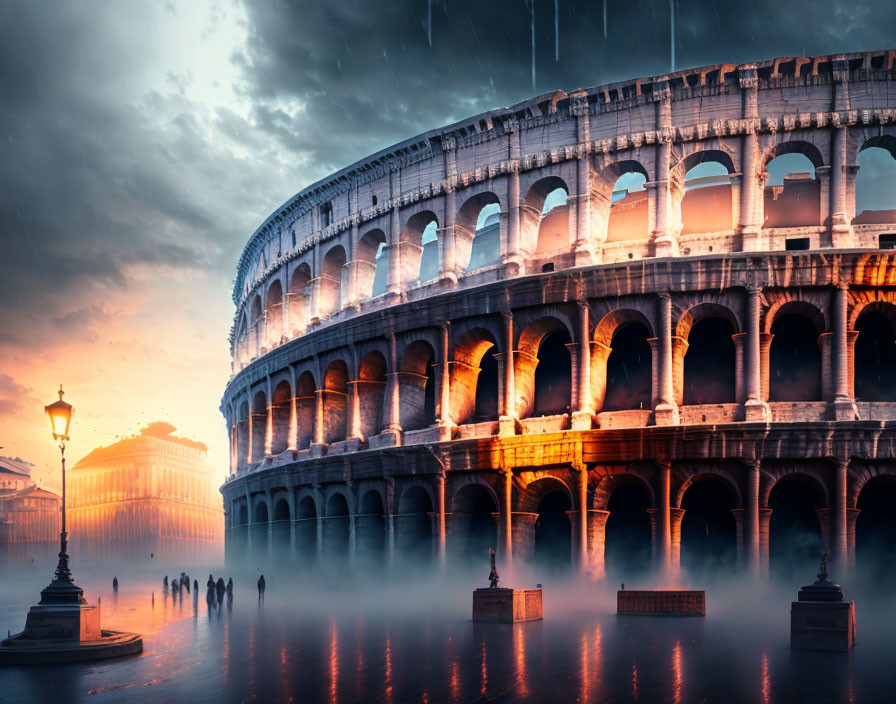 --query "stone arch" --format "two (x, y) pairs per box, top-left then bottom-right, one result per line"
(593, 309), (654, 413)
(271, 380), (292, 454)
(250, 294), (264, 355)
(516, 316), (574, 419)
(319, 245), (347, 316)
(295, 370), (317, 450)
(450, 482), (499, 564)
(604, 475), (654, 577)
(854, 301), (896, 401)
(356, 488), (386, 564)
(396, 484), (434, 564)
(763, 140), (824, 228)
(594, 161), (651, 244)
(356, 228), (388, 299)
(400, 210), (439, 285)
(761, 468), (829, 509)
(264, 279), (284, 347)
(766, 471), (825, 579)
(514, 474), (573, 513)
(522, 175), (570, 255)
(235, 312), (249, 365)
(288, 262), (311, 336)
(522, 476), (573, 572)
(236, 400), (250, 468)
(250, 389), (267, 461)
(323, 491), (351, 562)
(767, 301), (825, 402)
(592, 470), (656, 511)
(678, 304), (739, 406)
(855, 473), (896, 580)
(457, 191), (502, 271)
(450, 327), (499, 425)
(678, 472), (739, 575)
(399, 339), (437, 430)
(357, 350), (387, 439)
(854, 135), (896, 224)
(674, 469), (742, 509)
(677, 149), (736, 235)
(322, 360), (349, 444)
